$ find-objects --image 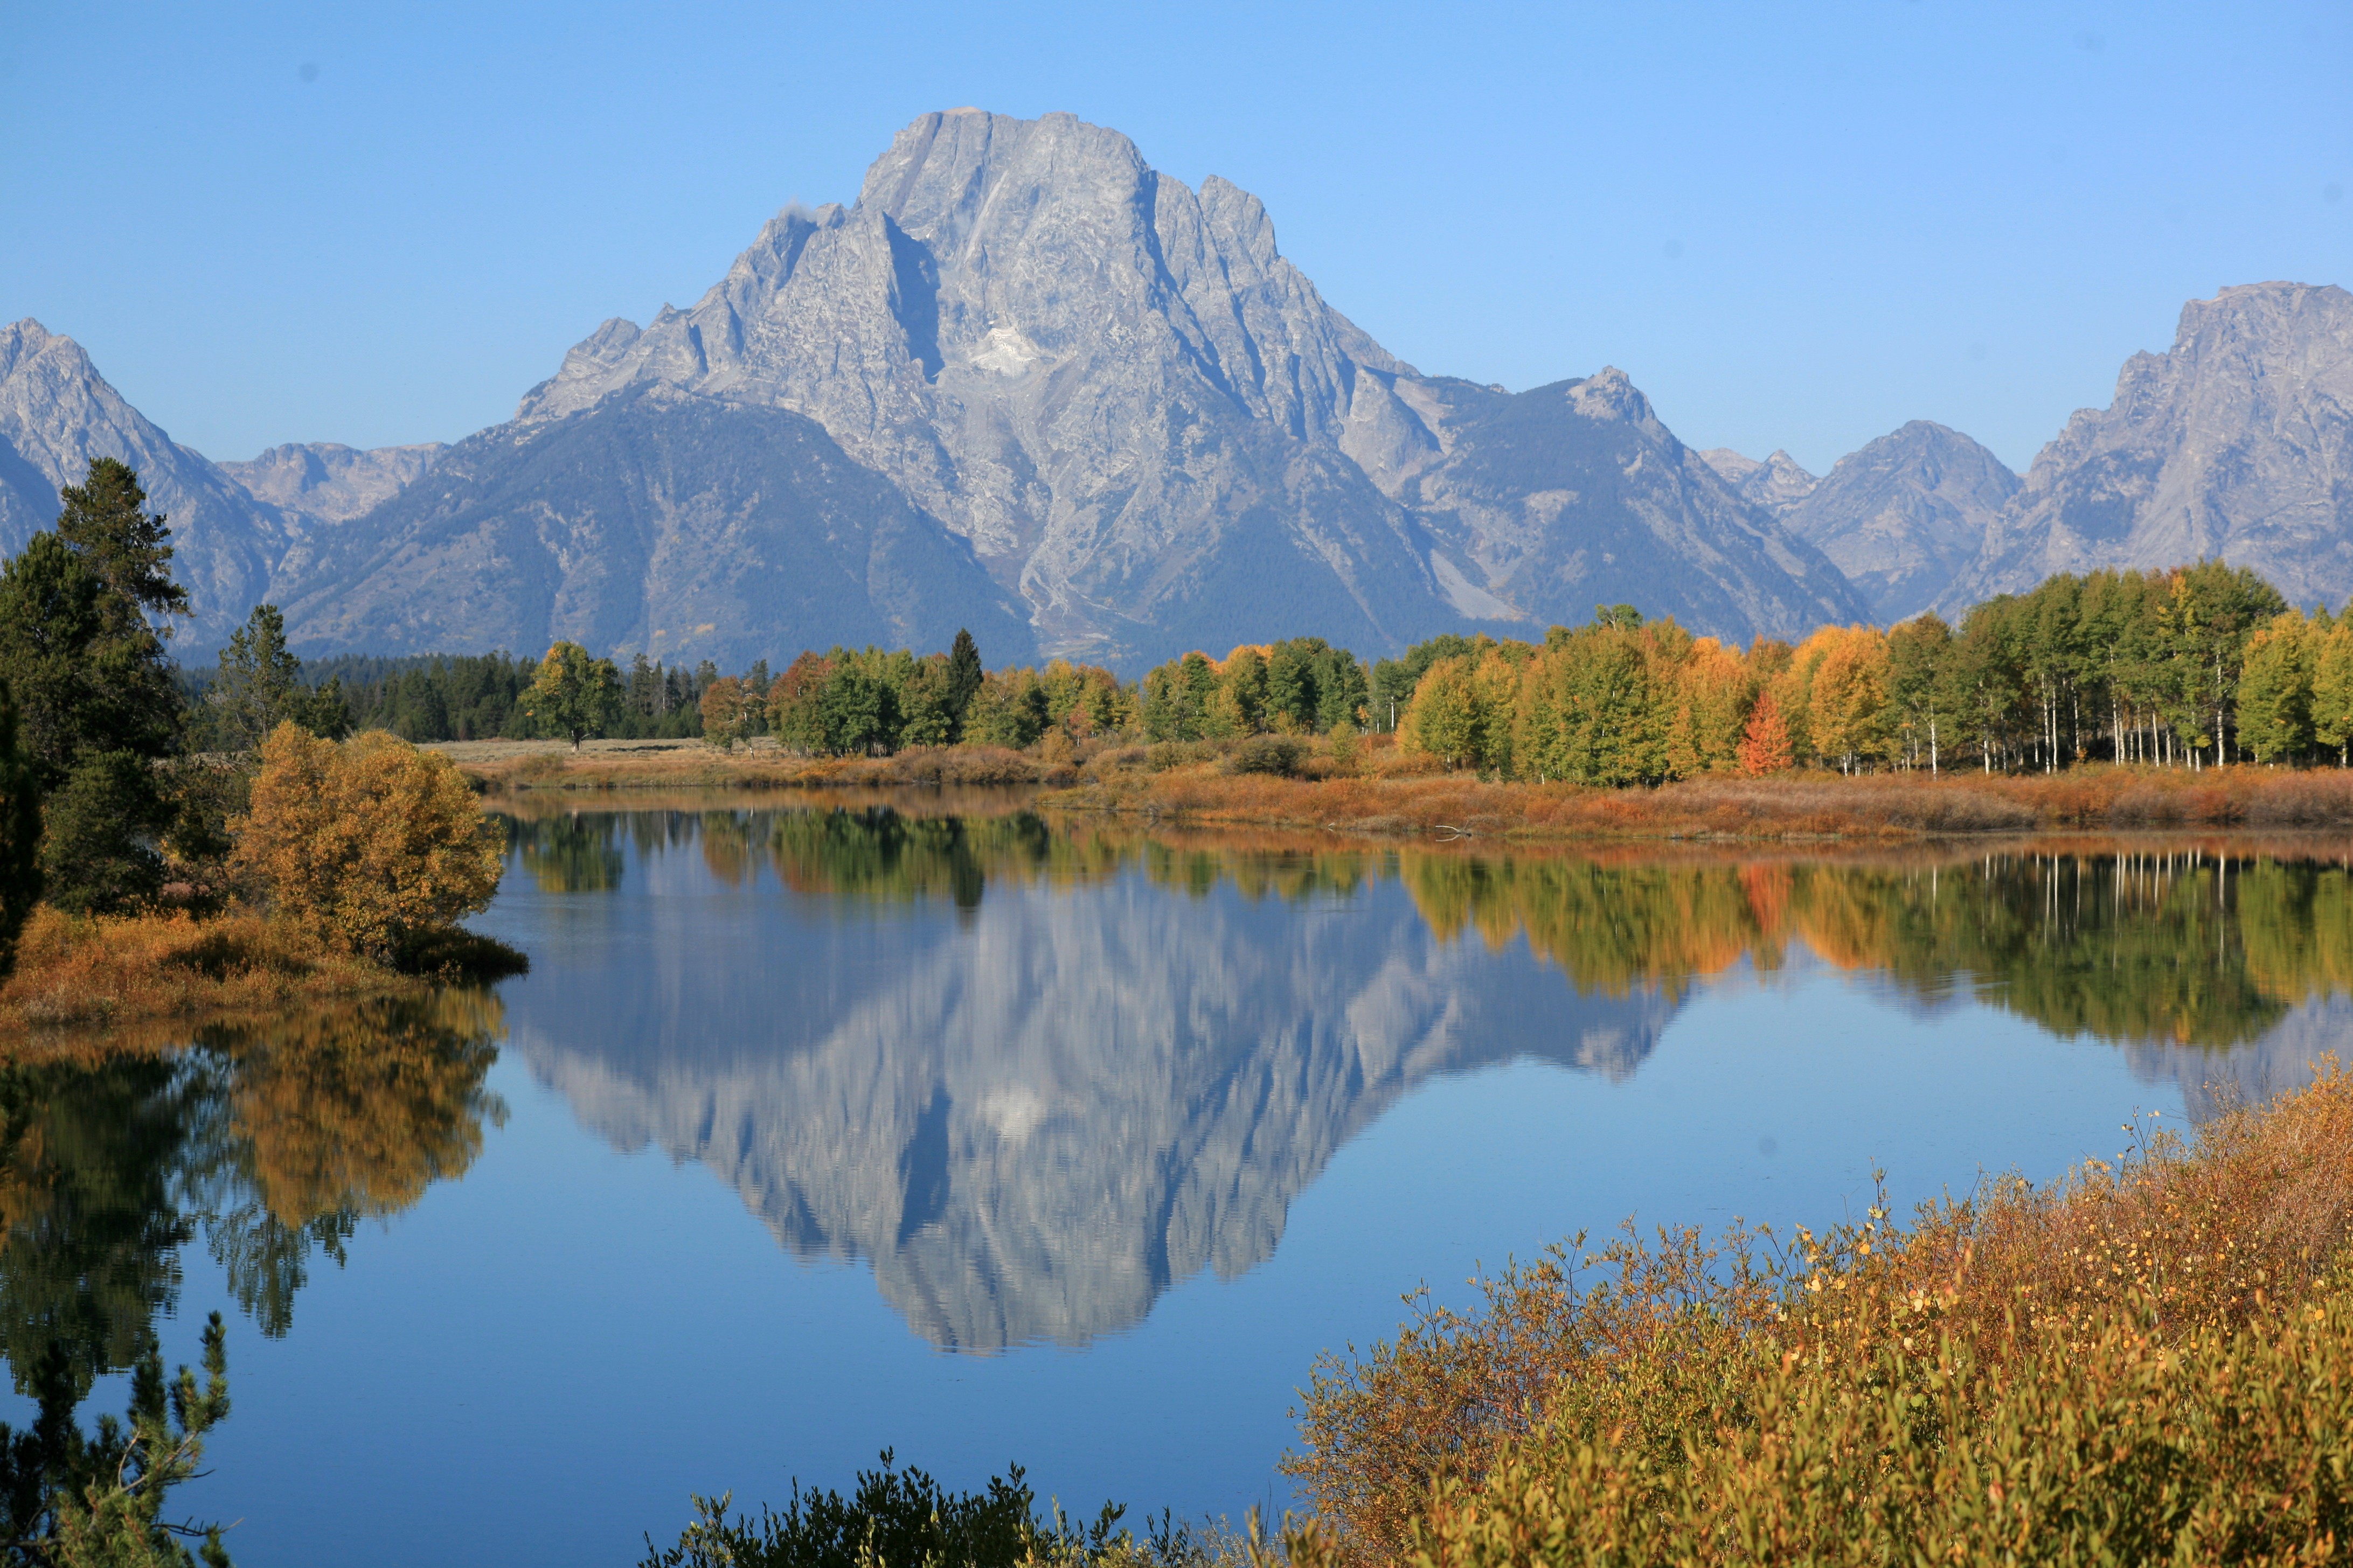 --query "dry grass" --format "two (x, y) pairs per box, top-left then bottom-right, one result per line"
(1049, 757), (2353, 841)
(0, 905), (510, 1041)
(443, 738), (1077, 793)
(1286, 1063), (2353, 1565)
